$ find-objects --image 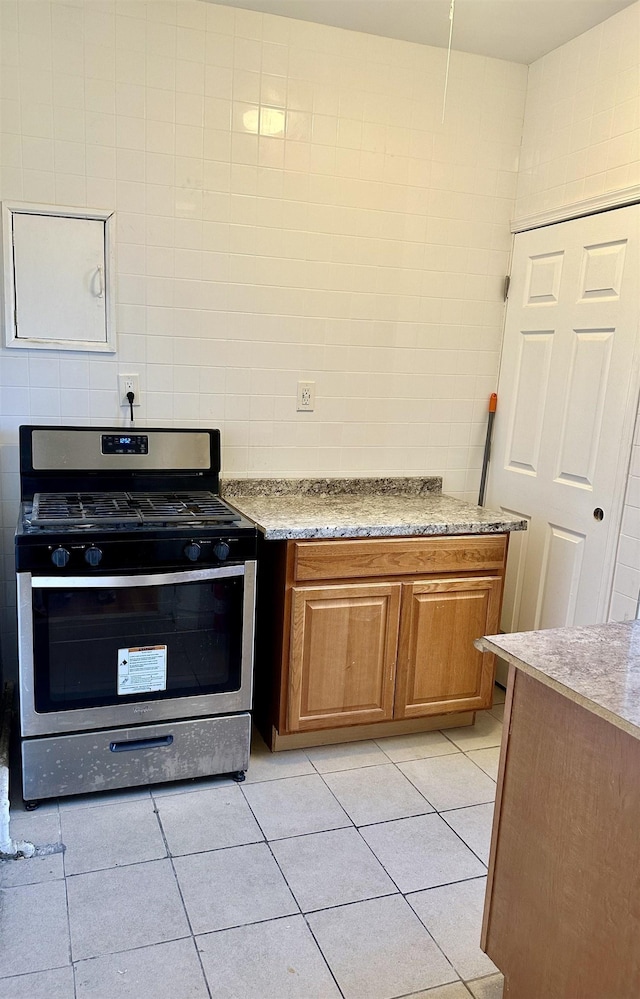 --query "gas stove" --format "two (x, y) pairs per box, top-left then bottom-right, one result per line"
(15, 425), (258, 804)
